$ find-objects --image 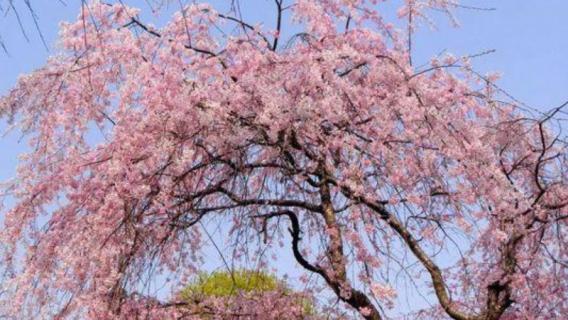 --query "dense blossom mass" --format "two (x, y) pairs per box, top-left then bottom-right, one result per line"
(0, 1), (567, 319)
